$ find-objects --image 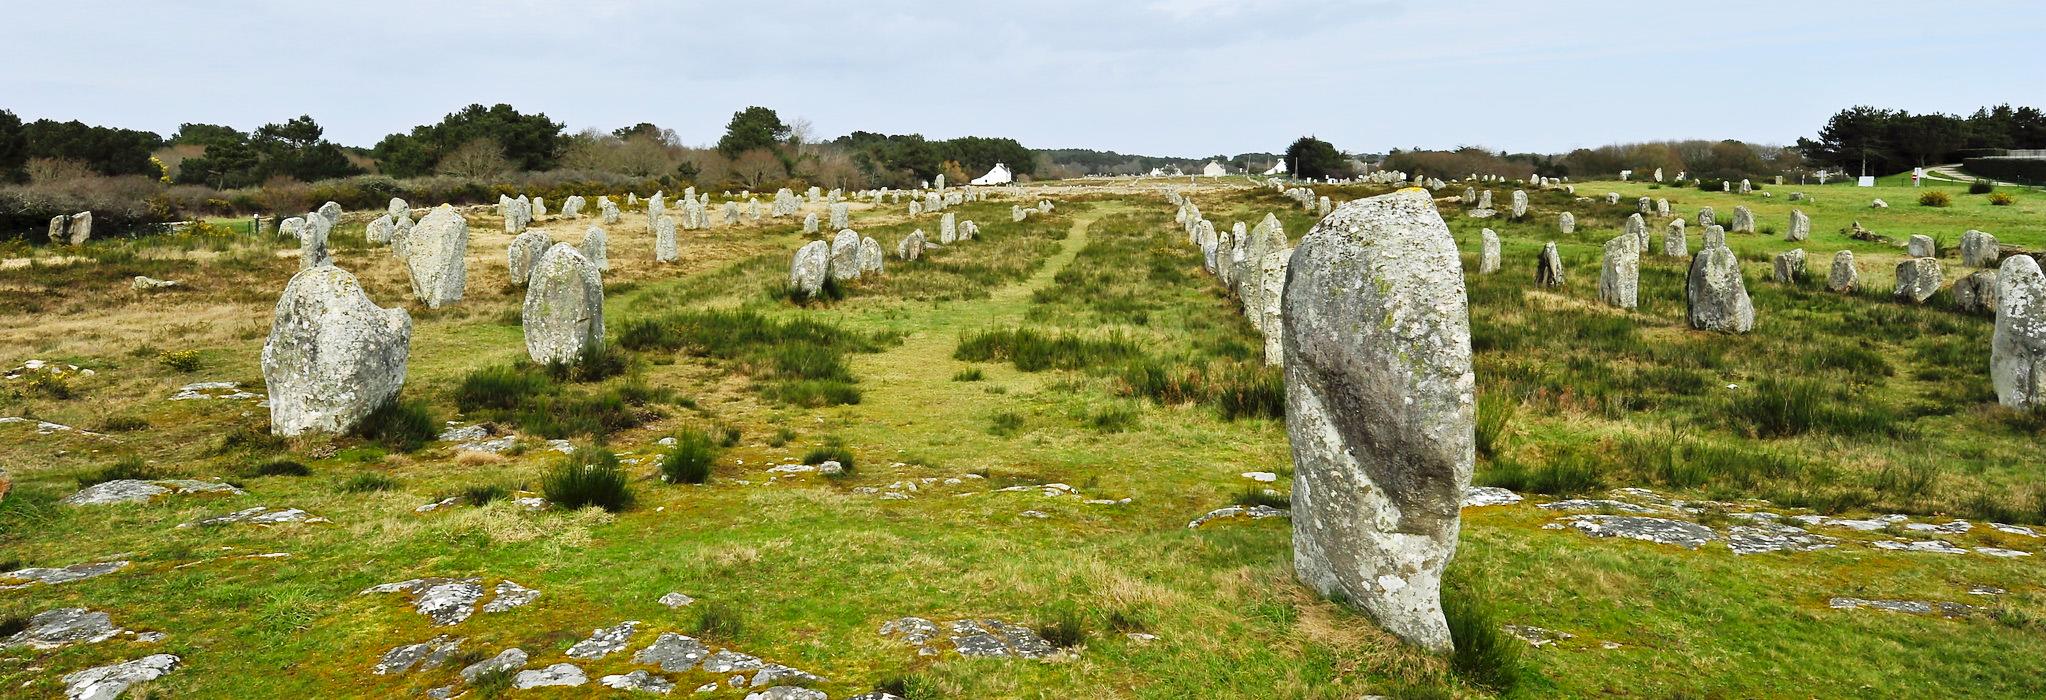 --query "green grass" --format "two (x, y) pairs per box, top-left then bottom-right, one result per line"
(541, 448), (632, 512)
(660, 428), (720, 484)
